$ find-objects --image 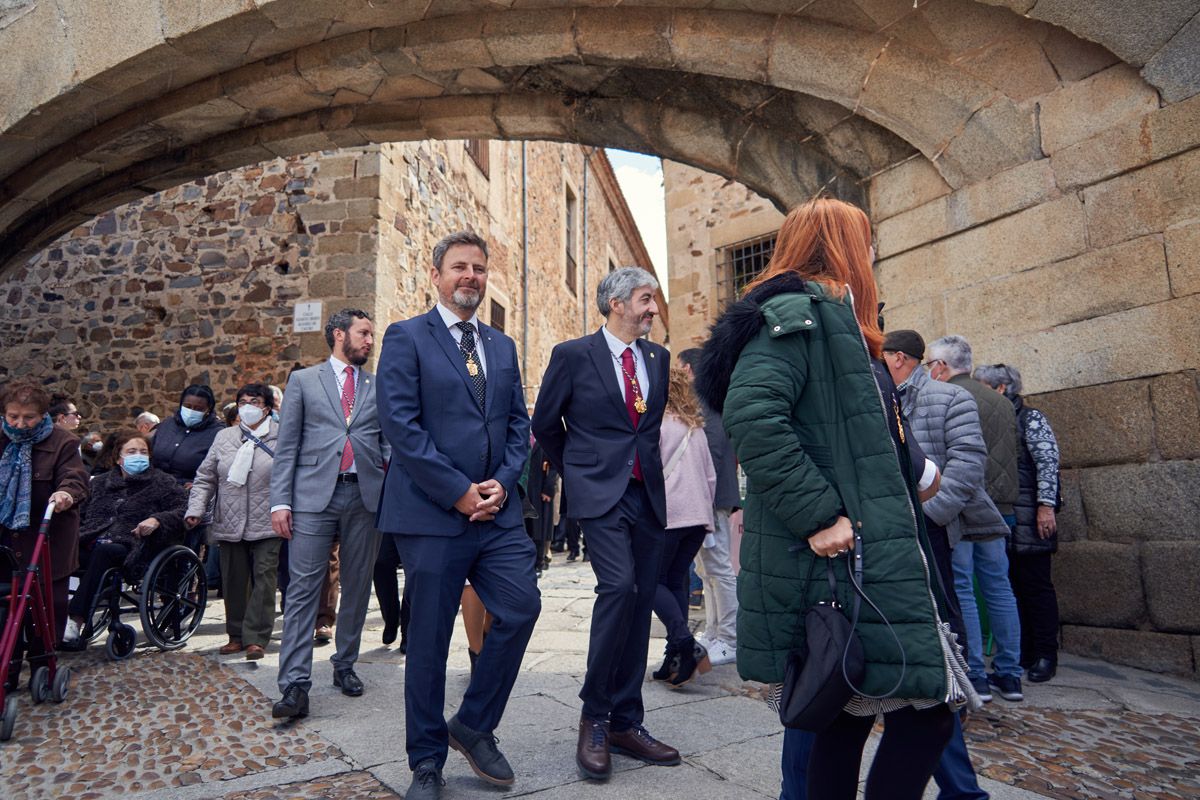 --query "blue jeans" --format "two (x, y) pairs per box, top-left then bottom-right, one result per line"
(952, 537), (1022, 679)
(934, 714), (989, 800)
(780, 727), (813, 800)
